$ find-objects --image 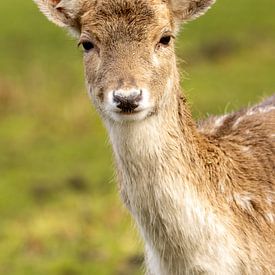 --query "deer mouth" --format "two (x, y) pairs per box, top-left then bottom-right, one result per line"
(110, 107), (152, 122)
(117, 108), (141, 115)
